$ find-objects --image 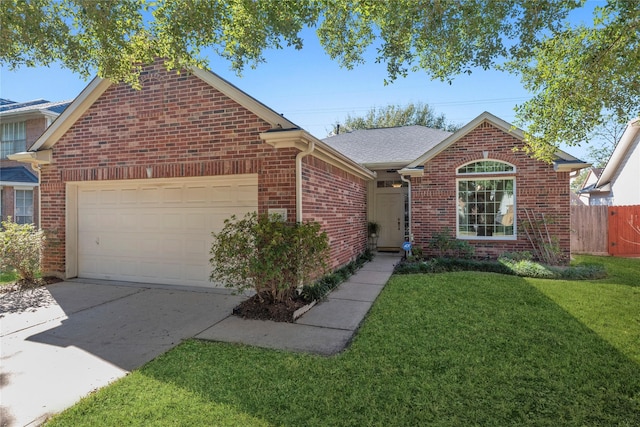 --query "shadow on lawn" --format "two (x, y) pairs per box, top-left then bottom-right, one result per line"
(125, 271), (640, 427)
